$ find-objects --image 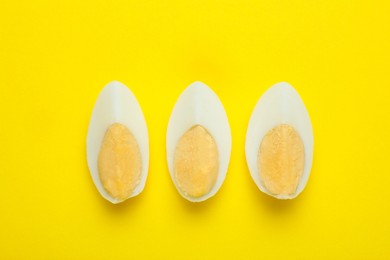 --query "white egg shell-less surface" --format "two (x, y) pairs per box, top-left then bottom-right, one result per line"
(86, 81), (149, 204)
(245, 82), (314, 199)
(166, 82), (232, 202)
